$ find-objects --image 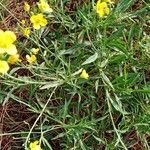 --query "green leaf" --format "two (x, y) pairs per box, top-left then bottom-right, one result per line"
(42, 137), (53, 150)
(106, 90), (129, 115)
(93, 135), (105, 144)
(79, 139), (87, 150)
(82, 52), (98, 66)
(40, 80), (64, 89)
(52, 133), (66, 140)
(110, 54), (127, 64)
(115, 0), (134, 12)
(101, 72), (114, 90)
